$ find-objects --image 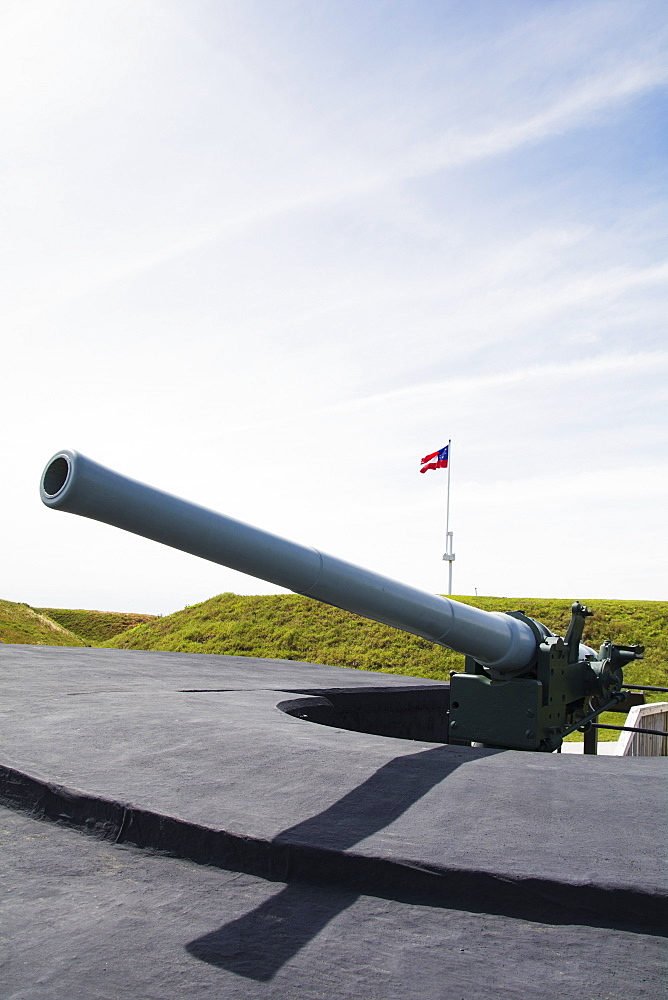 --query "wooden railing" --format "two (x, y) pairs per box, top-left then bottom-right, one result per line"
(612, 702), (668, 757)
